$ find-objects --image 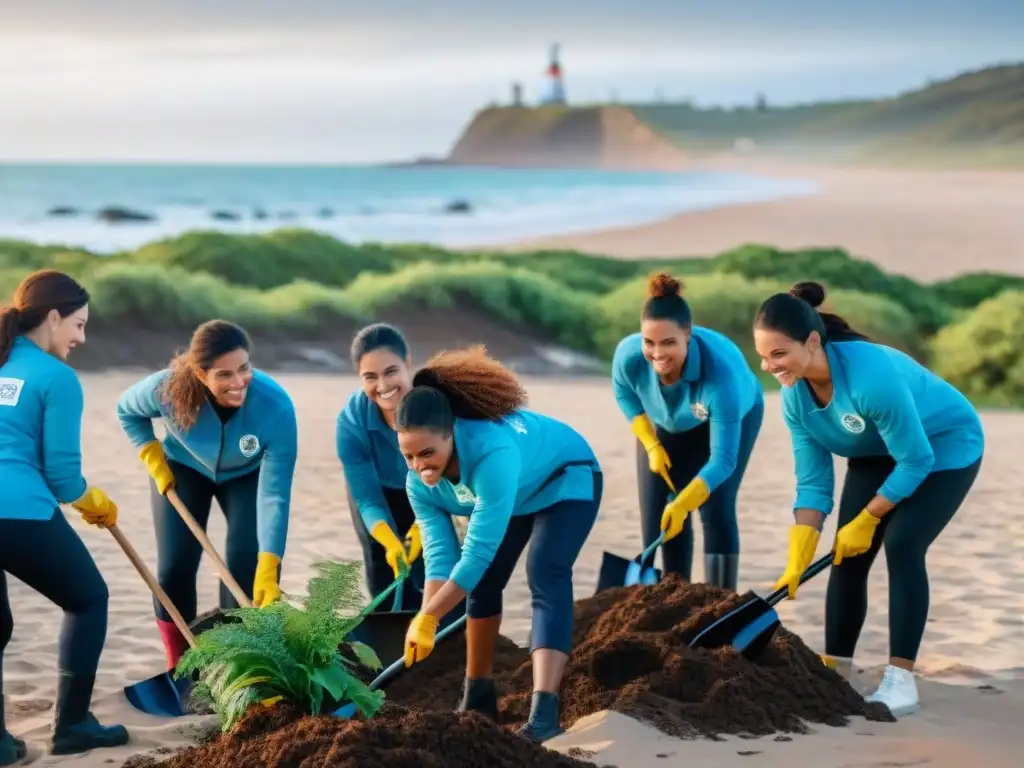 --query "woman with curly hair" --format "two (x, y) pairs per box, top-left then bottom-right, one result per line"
(115, 320), (298, 671)
(611, 273), (765, 591)
(397, 346), (601, 744)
